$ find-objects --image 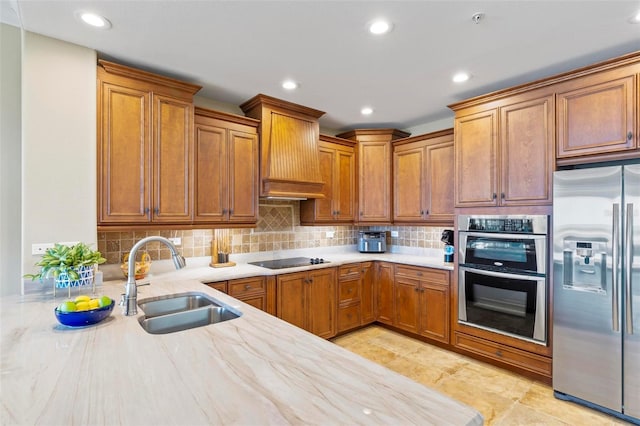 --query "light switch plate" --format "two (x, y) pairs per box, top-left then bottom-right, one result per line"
(32, 243), (54, 255)
(325, 231), (335, 238)
(390, 231), (399, 237)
